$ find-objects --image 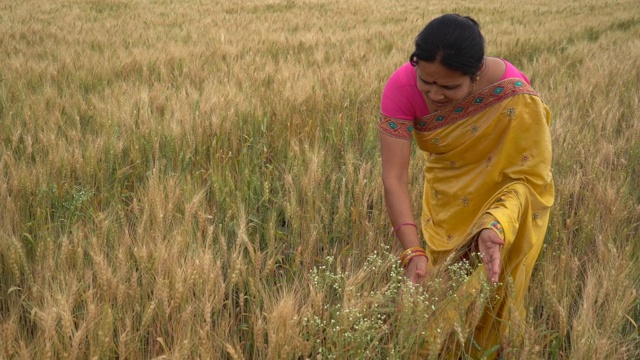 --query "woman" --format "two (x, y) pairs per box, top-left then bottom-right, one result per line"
(379, 14), (554, 358)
